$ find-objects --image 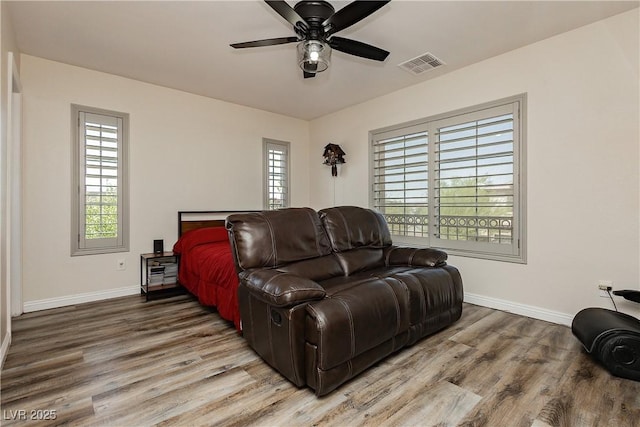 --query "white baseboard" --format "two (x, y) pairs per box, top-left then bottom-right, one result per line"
(20, 287), (573, 327)
(1, 330), (11, 369)
(23, 286), (140, 313)
(464, 292), (574, 326)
